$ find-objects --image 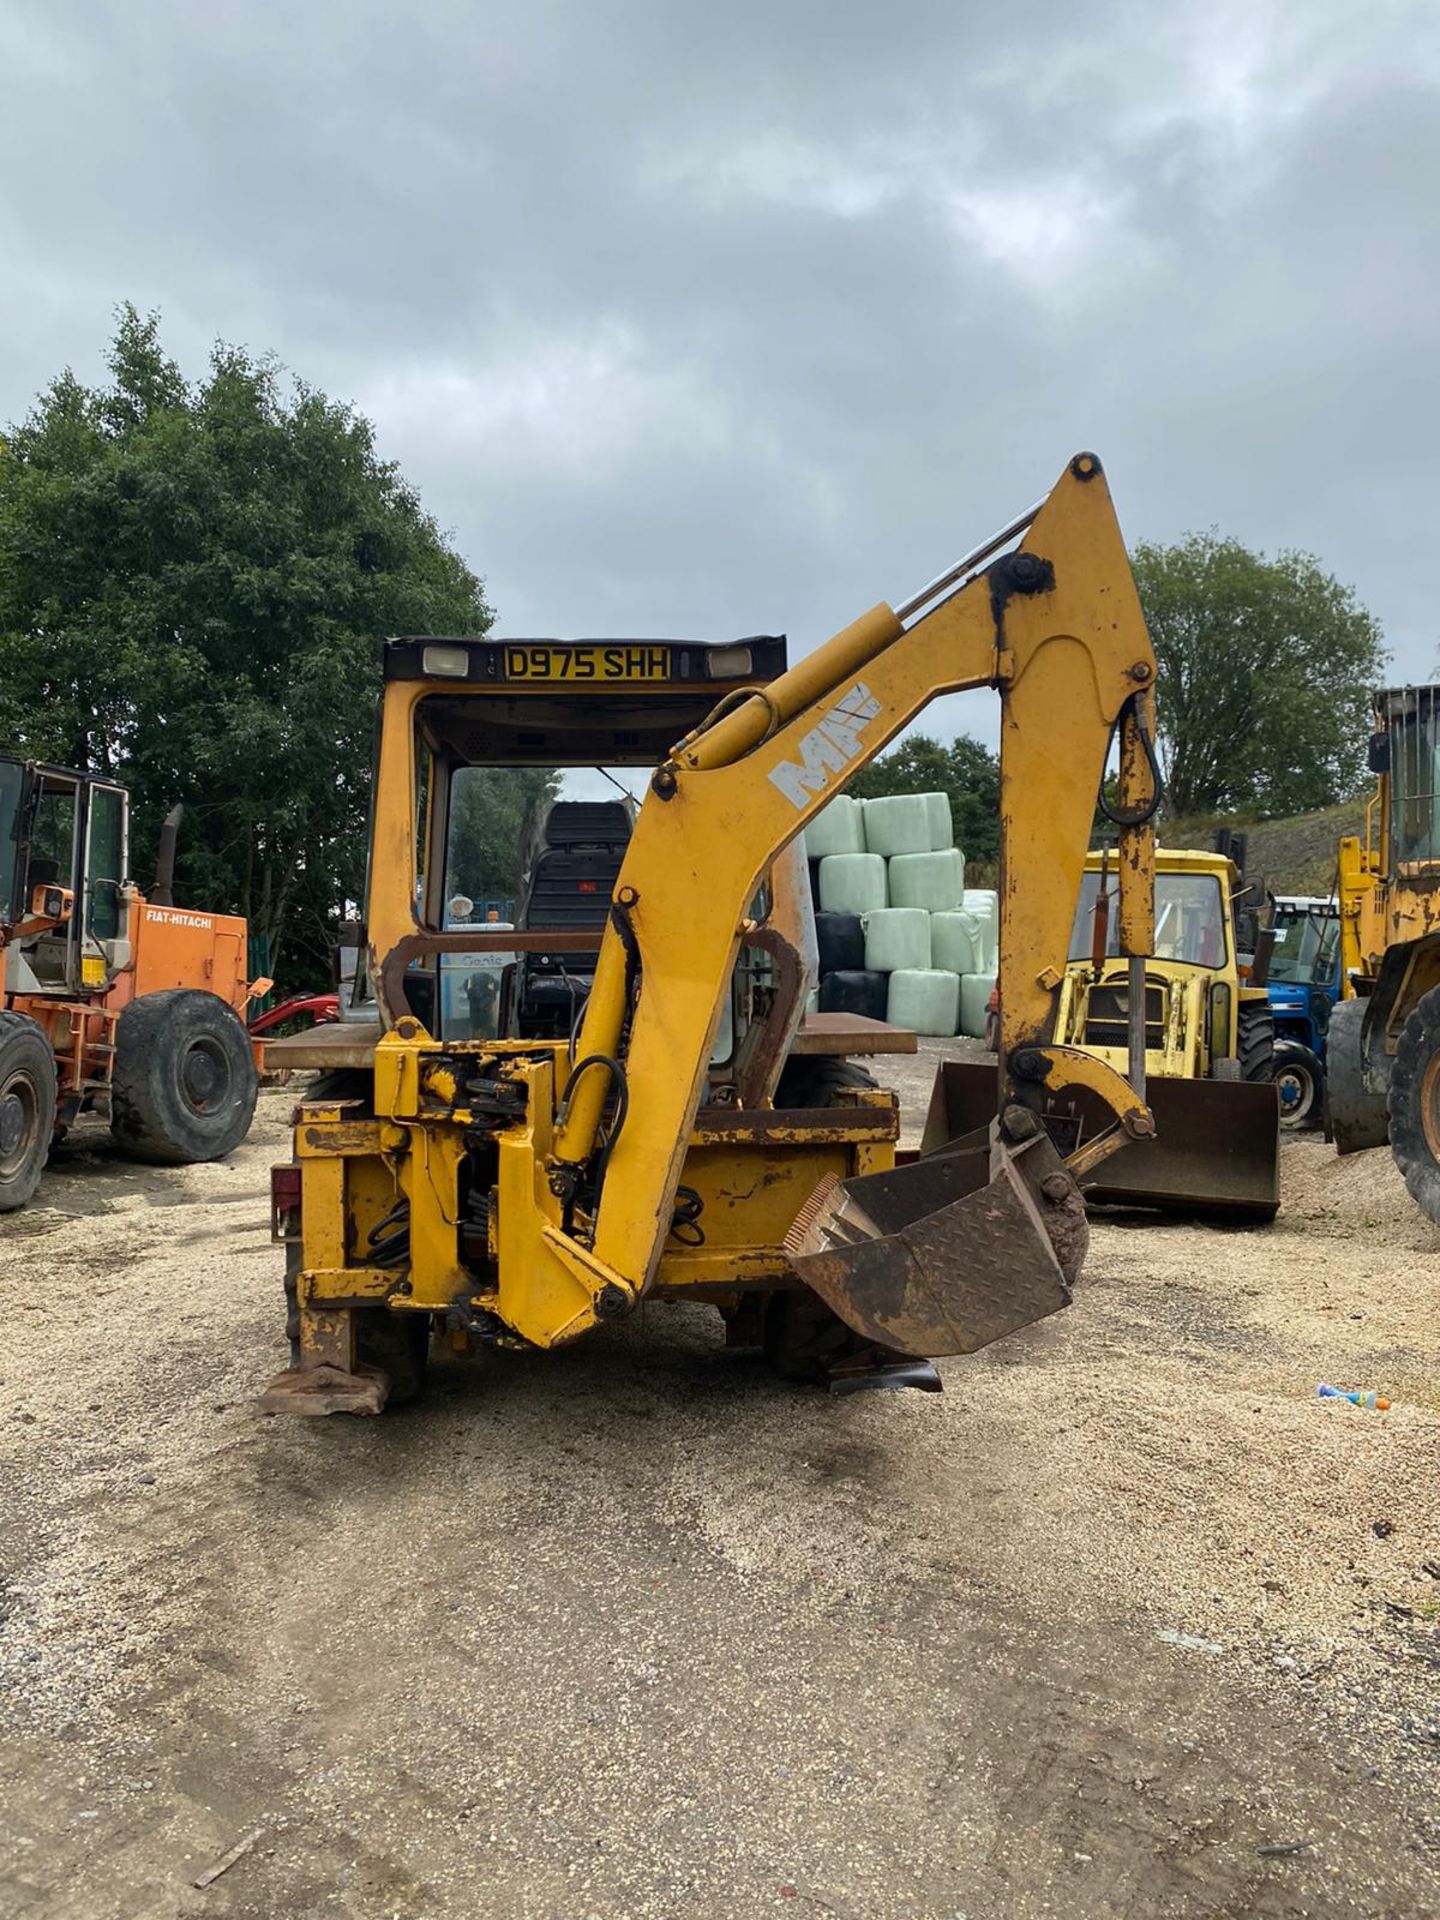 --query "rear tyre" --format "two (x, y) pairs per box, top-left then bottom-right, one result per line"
(0, 1012), (58, 1212)
(1388, 985), (1440, 1224)
(1274, 1041), (1324, 1131)
(1237, 1001), (1276, 1084)
(1325, 997), (1390, 1152)
(766, 1053), (887, 1385)
(355, 1309), (431, 1407)
(762, 1287), (859, 1383)
(111, 989), (259, 1164)
(773, 1055), (877, 1108)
